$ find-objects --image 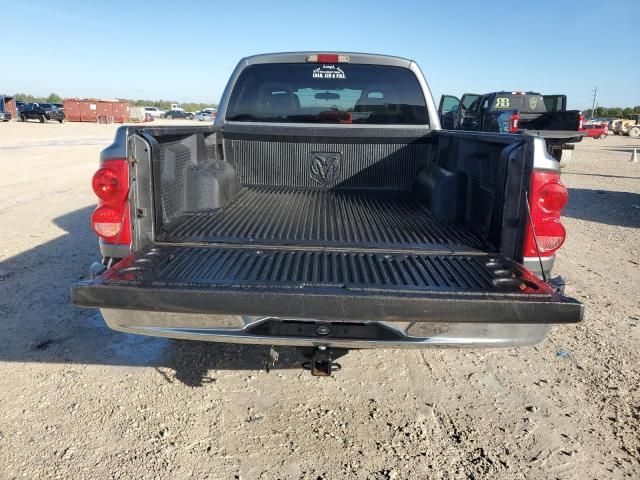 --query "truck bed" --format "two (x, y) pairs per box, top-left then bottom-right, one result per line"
(159, 186), (484, 250)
